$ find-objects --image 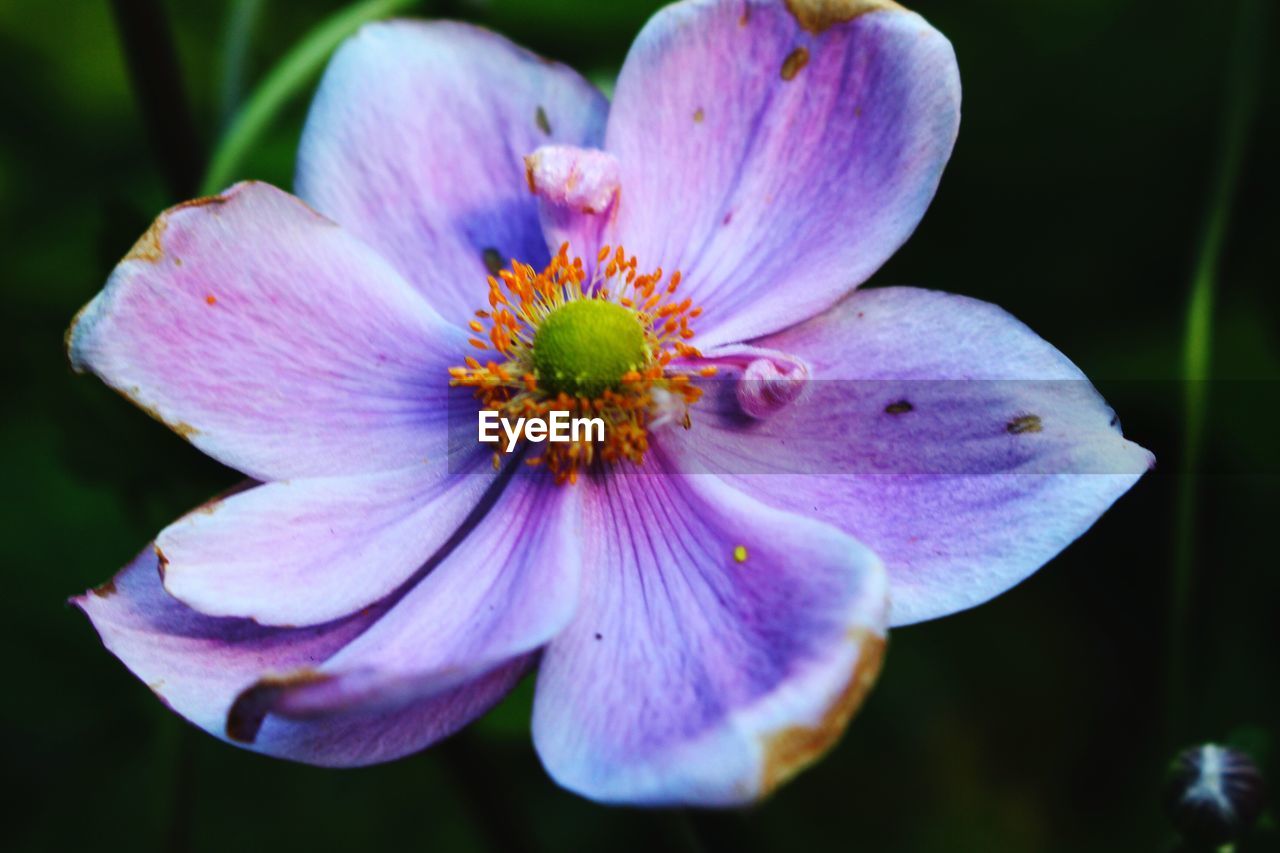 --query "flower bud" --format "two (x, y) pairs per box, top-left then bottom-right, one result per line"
(1163, 744), (1265, 846)
(736, 355), (807, 419)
